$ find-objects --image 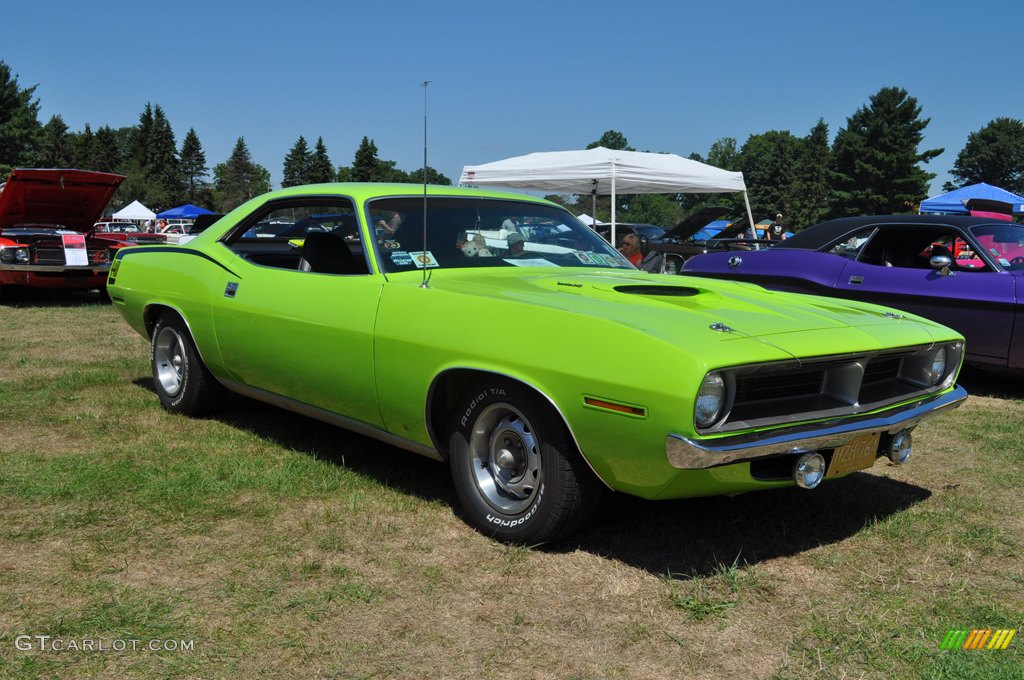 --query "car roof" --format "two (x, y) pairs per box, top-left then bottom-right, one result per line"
(773, 214), (1017, 250)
